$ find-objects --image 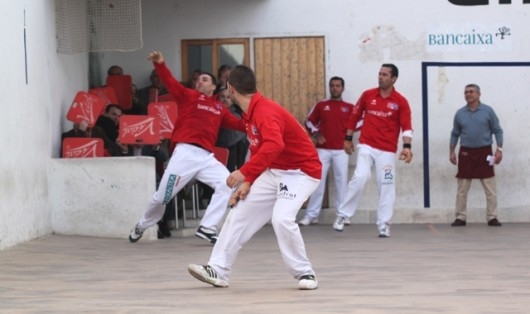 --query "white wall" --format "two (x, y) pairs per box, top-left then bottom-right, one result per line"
(0, 1), (88, 250)
(49, 157), (157, 240)
(98, 0), (530, 214)
(2, 0), (529, 249)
